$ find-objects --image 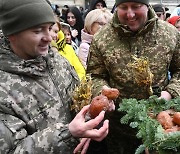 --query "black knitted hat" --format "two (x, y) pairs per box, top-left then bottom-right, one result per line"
(115, 0), (149, 6)
(0, 0), (55, 36)
(152, 4), (169, 13)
